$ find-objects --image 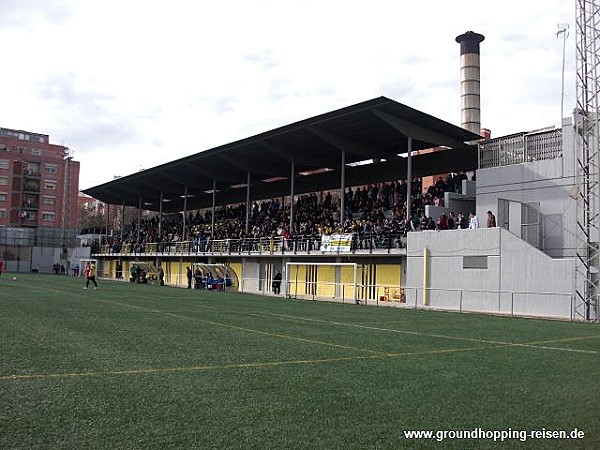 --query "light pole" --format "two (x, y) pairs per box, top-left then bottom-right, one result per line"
(557, 23), (569, 125)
